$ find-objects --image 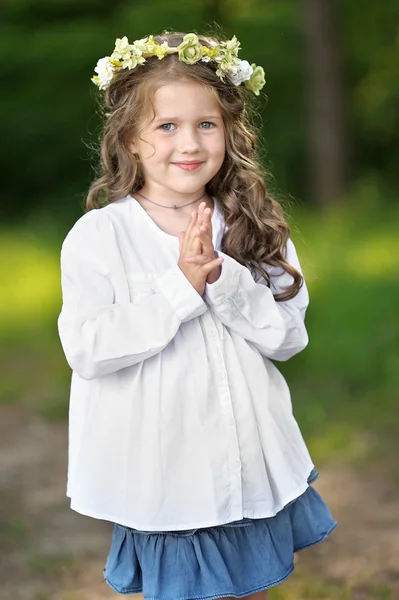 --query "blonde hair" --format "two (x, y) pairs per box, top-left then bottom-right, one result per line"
(87, 30), (304, 301)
